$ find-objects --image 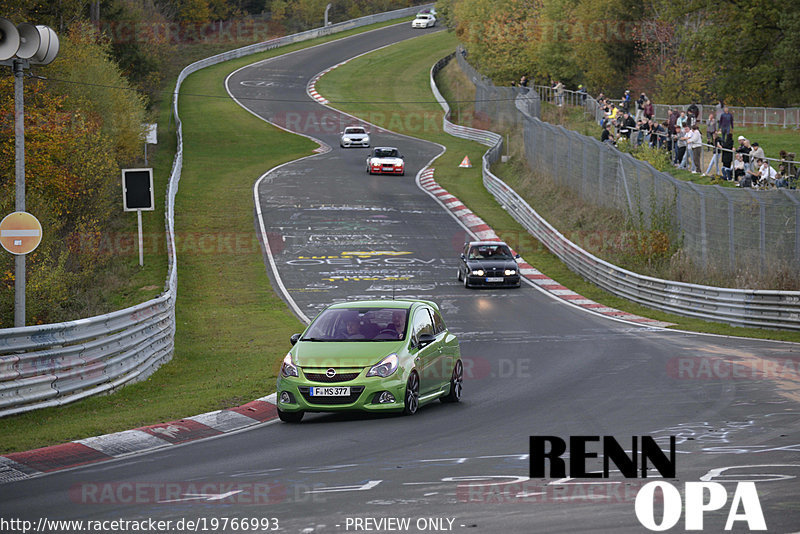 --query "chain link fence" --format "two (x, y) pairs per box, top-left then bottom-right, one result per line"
(457, 58), (800, 273)
(432, 54), (800, 328)
(523, 118), (800, 272)
(454, 47), (540, 127)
